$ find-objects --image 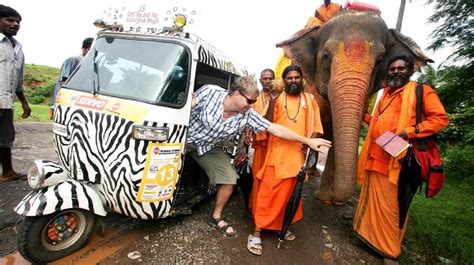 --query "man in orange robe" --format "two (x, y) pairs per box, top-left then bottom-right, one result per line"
(250, 69), (275, 176)
(247, 65), (326, 256)
(315, 0), (342, 23)
(248, 69), (276, 214)
(354, 55), (448, 264)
